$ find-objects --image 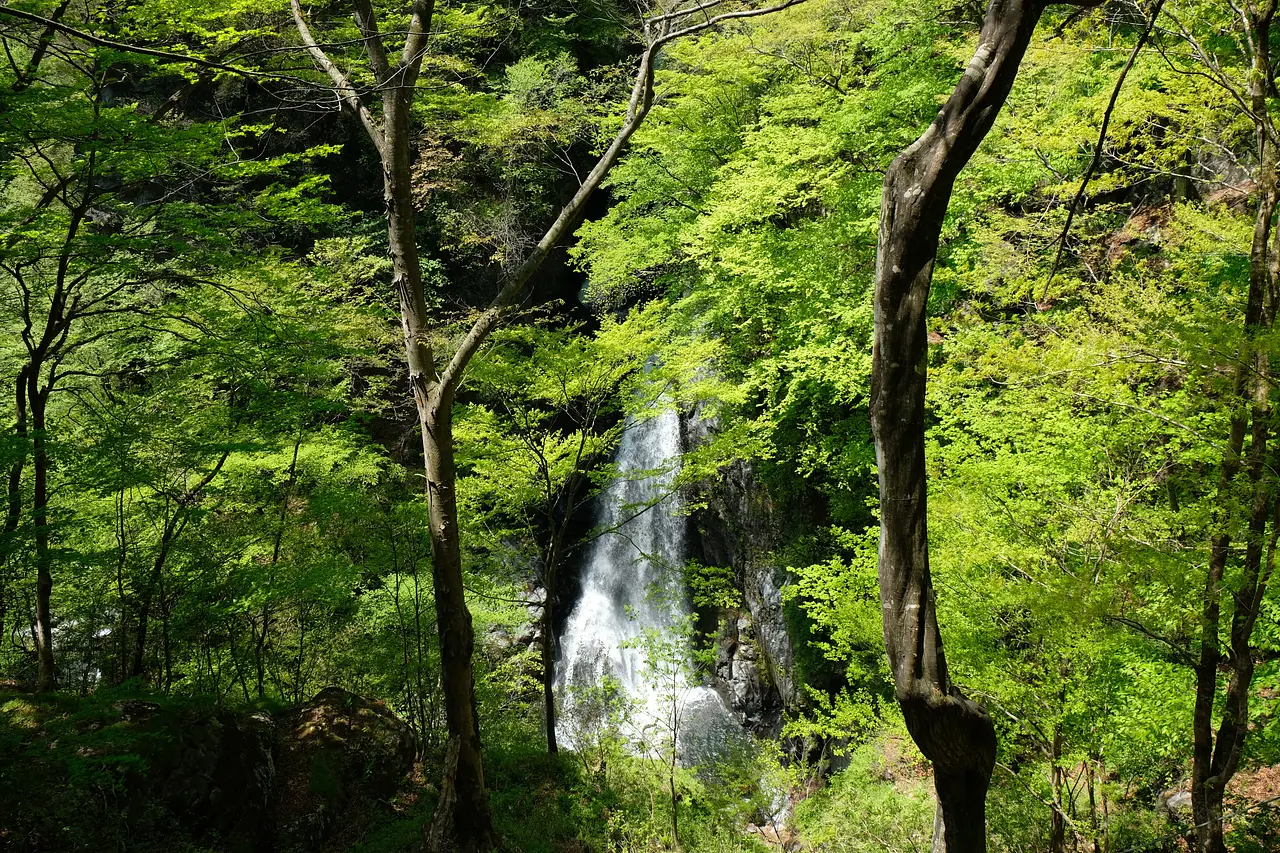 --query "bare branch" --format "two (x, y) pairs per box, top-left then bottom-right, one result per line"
(648, 0), (735, 26)
(657, 0), (808, 45)
(289, 0), (385, 152)
(352, 0), (392, 82)
(1044, 0), (1166, 293)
